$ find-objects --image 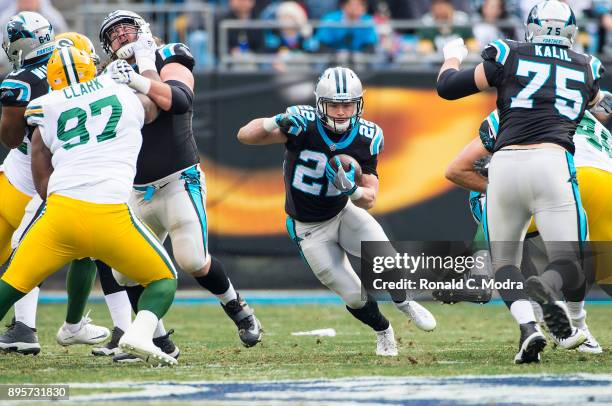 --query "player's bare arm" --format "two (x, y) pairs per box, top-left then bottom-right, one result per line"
(0, 106), (27, 149)
(142, 62), (194, 112)
(353, 173), (378, 210)
(136, 93), (161, 124)
(30, 127), (52, 198)
(237, 118), (288, 145)
(445, 137), (490, 193)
